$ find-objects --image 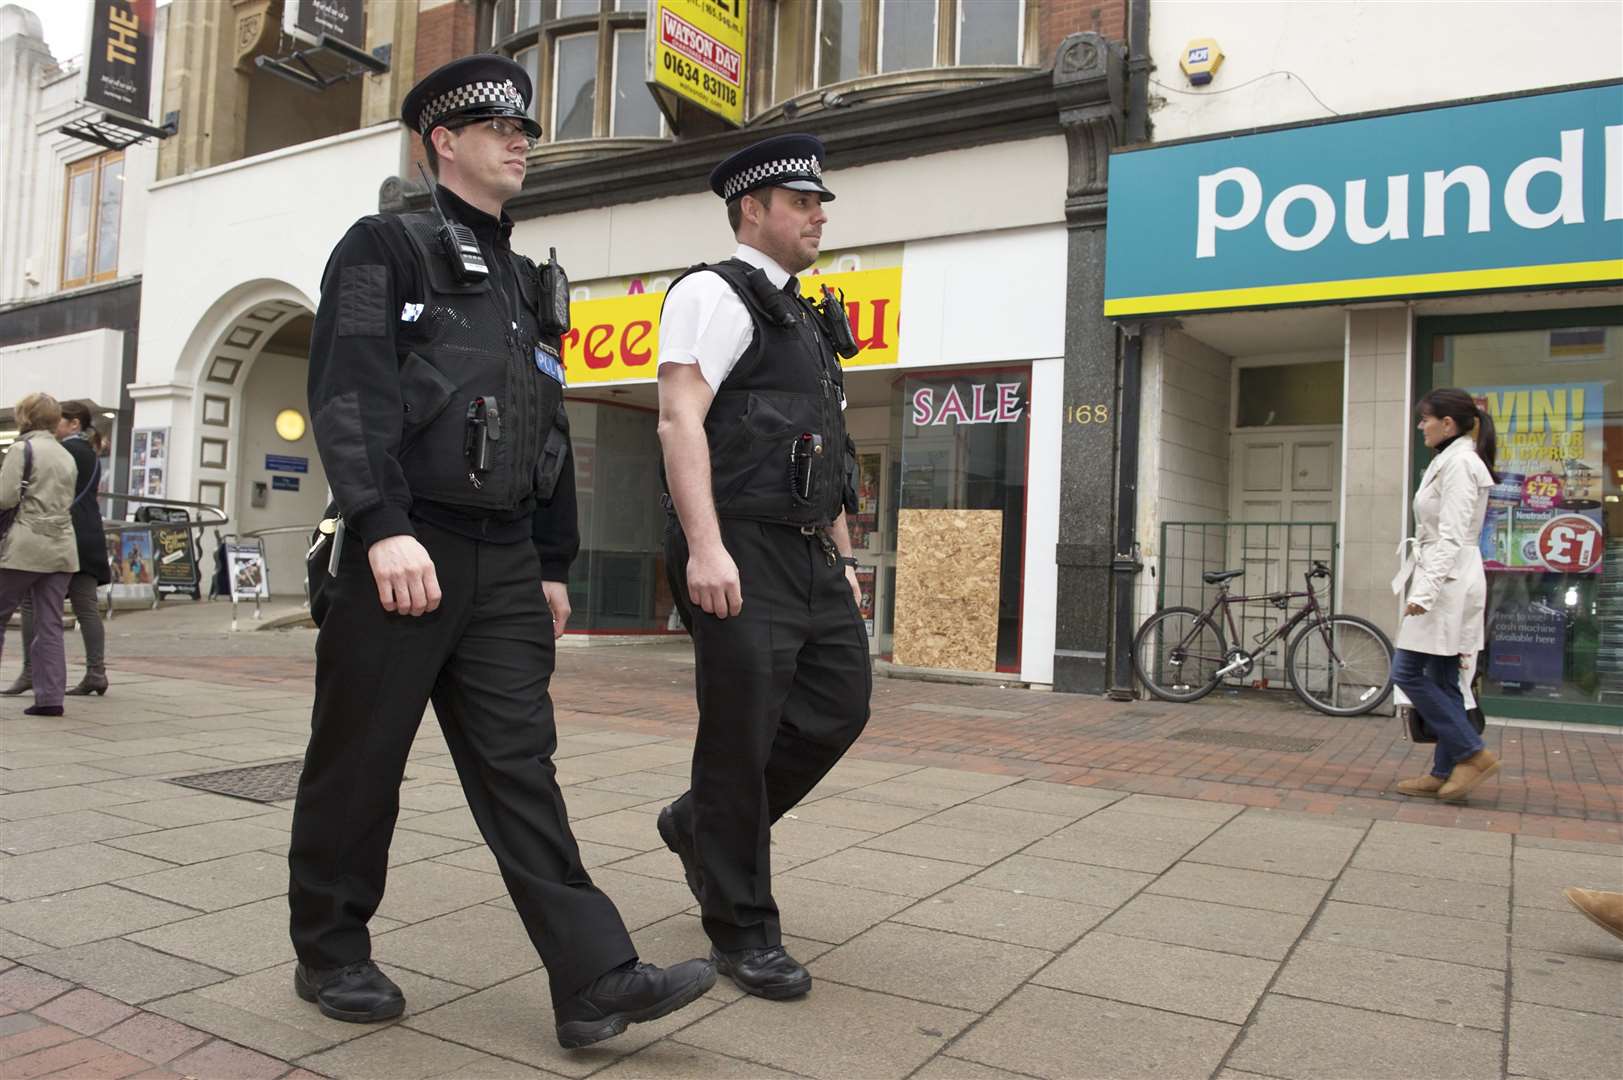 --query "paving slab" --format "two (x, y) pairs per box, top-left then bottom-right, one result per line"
(968, 854), (1154, 908)
(117, 852), (289, 912)
(594, 1040), (804, 1079)
(786, 847), (978, 899)
(1274, 940), (1505, 1030)
(840, 778), (987, 812)
(1511, 848), (1623, 911)
(1227, 994), (1501, 1080)
(912, 1056), (1034, 1080)
(97, 1011), (212, 1064)
(1146, 862), (1330, 916)
(1099, 893), (1308, 961)
(100, 794), (275, 829)
(0, 842), (173, 901)
(0, 810), (159, 856)
(1187, 815), (1365, 880)
(969, 781), (1122, 819)
(1350, 837), (1511, 886)
(428, 1054), (564, 1079)
(1112, 794), (1247, 822)
(917, 803), (1077, 839)
(127, 897), (293, 975)
(567, 810), (669, 852)
(860, 822), (1033, 867)
(1022, 828), (1190, 874)
(892, 883), (1109, 951)
(94, 751), (241, 777)
(298, 1025), (488, 1079)
(580, 771), (692, 800)
(372, 905), (543, 988)
(0, 927), (49, 959)
(572, 867), (699, 931)
(1508, 1000), (1623, 1080)
(1511, 948), (1623, 1018)
(1307, 900), (1508, 968)
(1511, 903), (1623, 959)
(949, 985), (1236, 1080)
(1034, 931), (1277, 1024)
(392, 806), (486, 843)
(1328, 867), (1510, 923)
(770, 875), (915, 946)
(0, 885), (197, 949)
(0, 786), (136, 821)
(103, 819), (289, 866)
(779, 797), (935, 834)
(808, 922), (1052, 1011)
(674, 981), (975, 1080)
(372, 861), (511, 925)
(27, 938), (229, 1004)
(768, 819), (877, 866)
(0, 764), (129, 791)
